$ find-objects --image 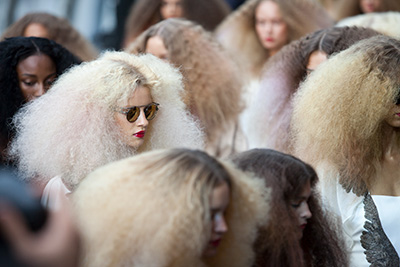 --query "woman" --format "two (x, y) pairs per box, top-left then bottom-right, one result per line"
(231, 149), (348, 267)
(1, 12), (99, 61)
(9, 51), (204, 207)
(0, 36), (80, 165)
(215, 0), (333, 79)
(73, 148), (270, 267)
(123, 0), (231, 46)
(127, 19), (245, 157)
(333, 0), (400, 21)
(242, 26), (380, 153)
(292, 35), (400, 265)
